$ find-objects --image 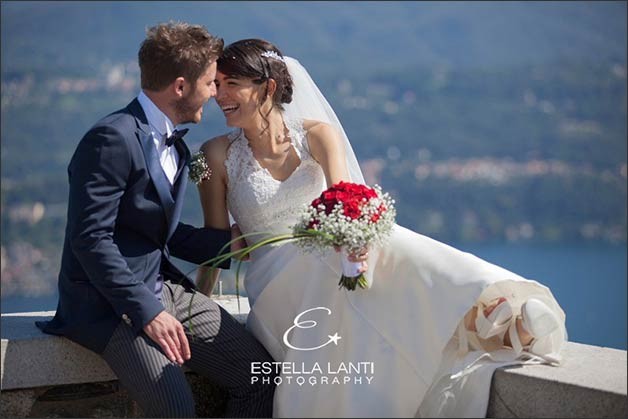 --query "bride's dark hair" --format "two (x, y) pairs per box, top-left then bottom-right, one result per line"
(217, 39), (294, 111)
